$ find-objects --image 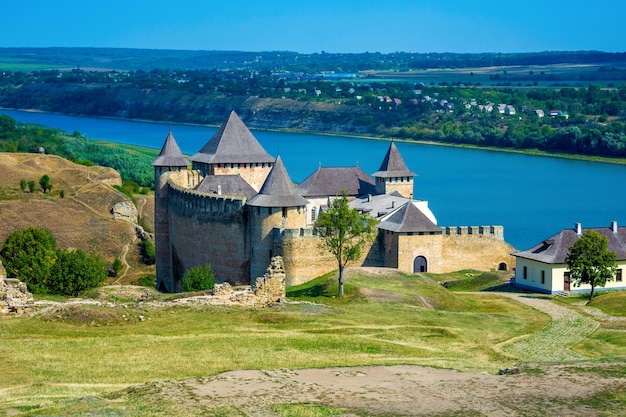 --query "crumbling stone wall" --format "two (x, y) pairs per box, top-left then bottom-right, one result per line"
(253, 256), (286, 304)
(0, 266), (34, 315)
